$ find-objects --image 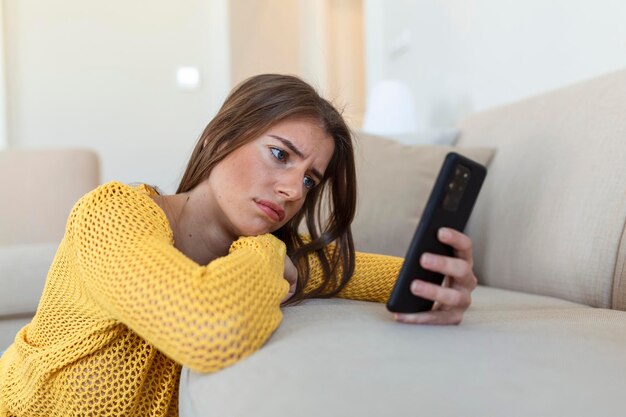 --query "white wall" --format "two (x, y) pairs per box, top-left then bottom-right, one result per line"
(0, 0), (8, 149)
(10, 0), (623, 185)
(365, 0), (626, 130)
(4, 0), (230, 193)
(3, 0), (362, 192)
